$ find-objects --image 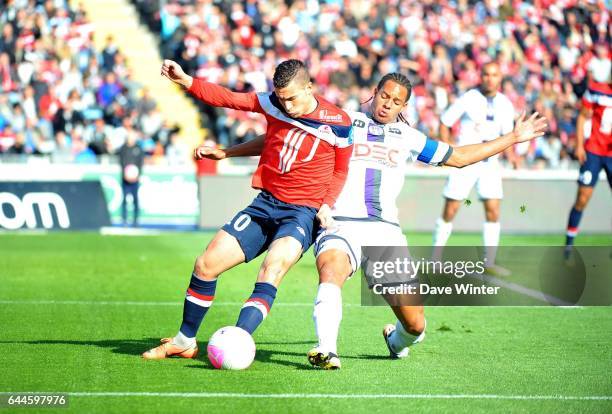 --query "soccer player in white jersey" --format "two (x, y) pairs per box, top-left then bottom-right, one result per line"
(308, 72), (546, 369)
(196, 73), (547, 369)
(432, 62), (515, 276)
